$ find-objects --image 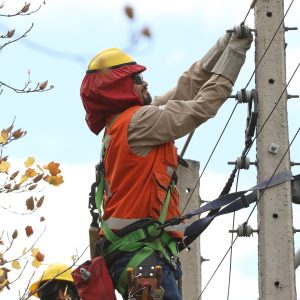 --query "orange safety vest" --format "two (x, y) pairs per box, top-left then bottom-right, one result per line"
(102, 105), (183, 239)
